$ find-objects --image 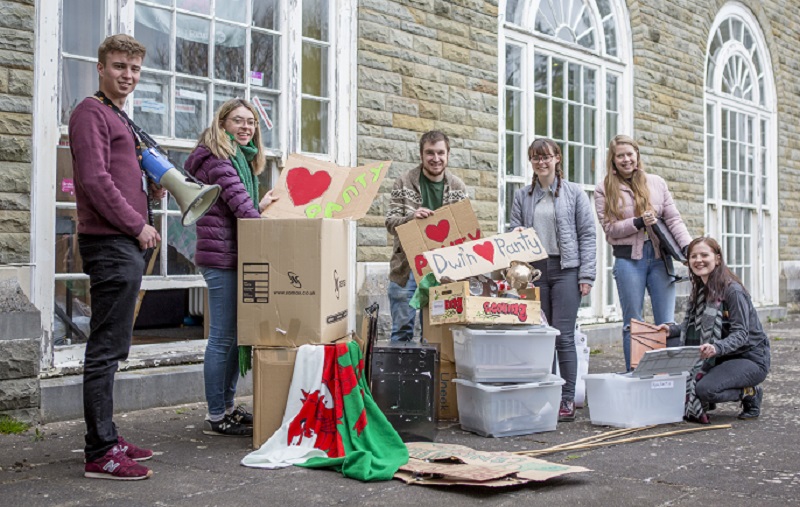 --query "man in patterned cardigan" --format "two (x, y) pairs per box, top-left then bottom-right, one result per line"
(384, 131), (468, 342)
